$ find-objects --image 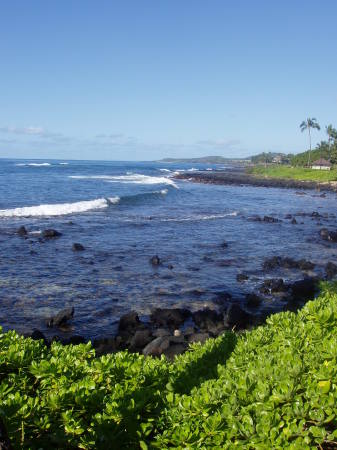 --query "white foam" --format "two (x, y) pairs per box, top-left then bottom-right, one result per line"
(69, 173), (178, 188)
(206, 168), (213, 171)
(187, 168), (198, 172)
(159, 168), (171, 172)
(0, 198), (110, 217)
(162, 212), (238, 222)
(160, 189), (168, 195)
(108, 196), (121, 204)
(59, 162), (68, 165)
(28, 163), (51, 167)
